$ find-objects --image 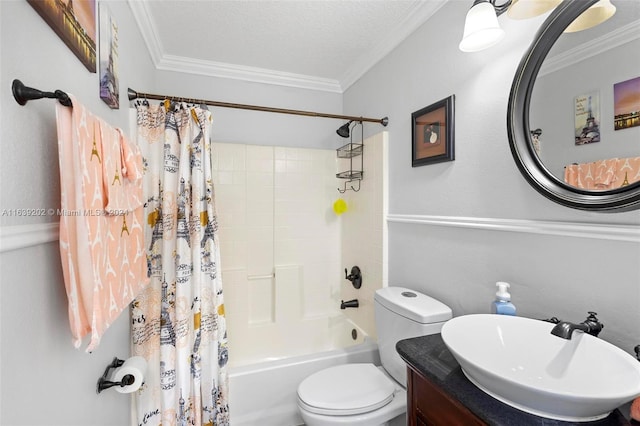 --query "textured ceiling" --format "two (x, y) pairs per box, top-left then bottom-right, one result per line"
(130, 0), (449, 92)
(130, 0), (640, 92)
